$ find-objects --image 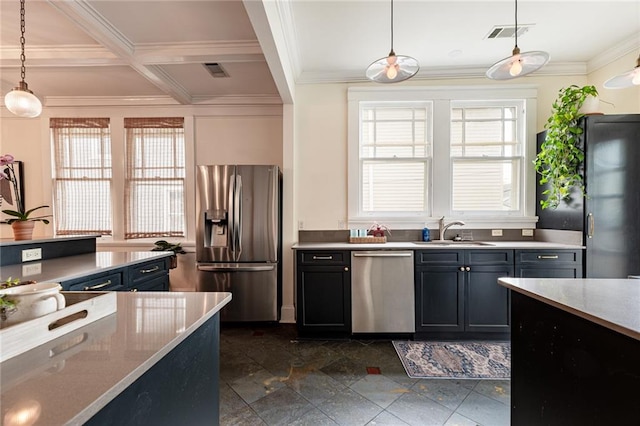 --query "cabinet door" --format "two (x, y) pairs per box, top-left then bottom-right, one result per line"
(297, 265), (351, 334)
(466, 265), (513, 333)
(415, 267), (464, 332)
(128, 258), (170, 287)
(130, 275), (169, 292)
(515, 249), (583, 278)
